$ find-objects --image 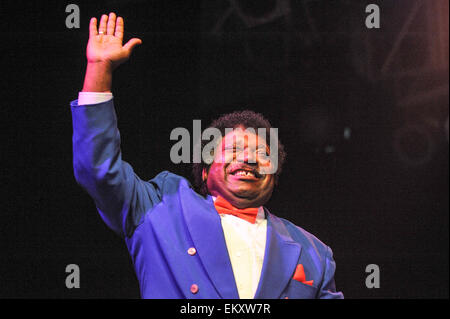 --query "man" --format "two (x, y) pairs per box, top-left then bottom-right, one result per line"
(71, 12), (343, 299)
